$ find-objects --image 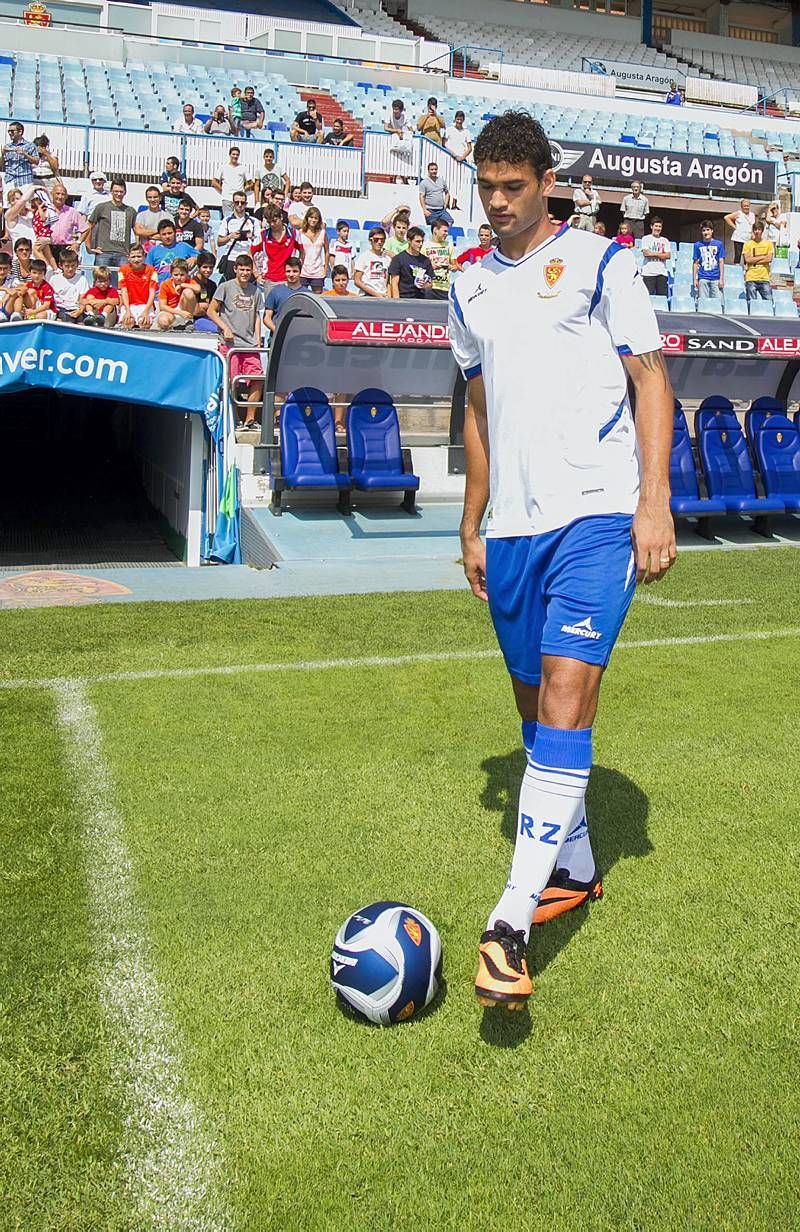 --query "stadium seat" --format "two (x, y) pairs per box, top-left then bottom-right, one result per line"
(698, 422), (785, 533)
(754, 423), (800, 510)
(346, 388), (420, 514)
(669, 423), (726, 538)
(696, 397), (739, 434)
(745, 397), (787, 447)
(749, 300), (775, 319)
(271, 387), (351, 516)
(697, 298), (723, 315)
